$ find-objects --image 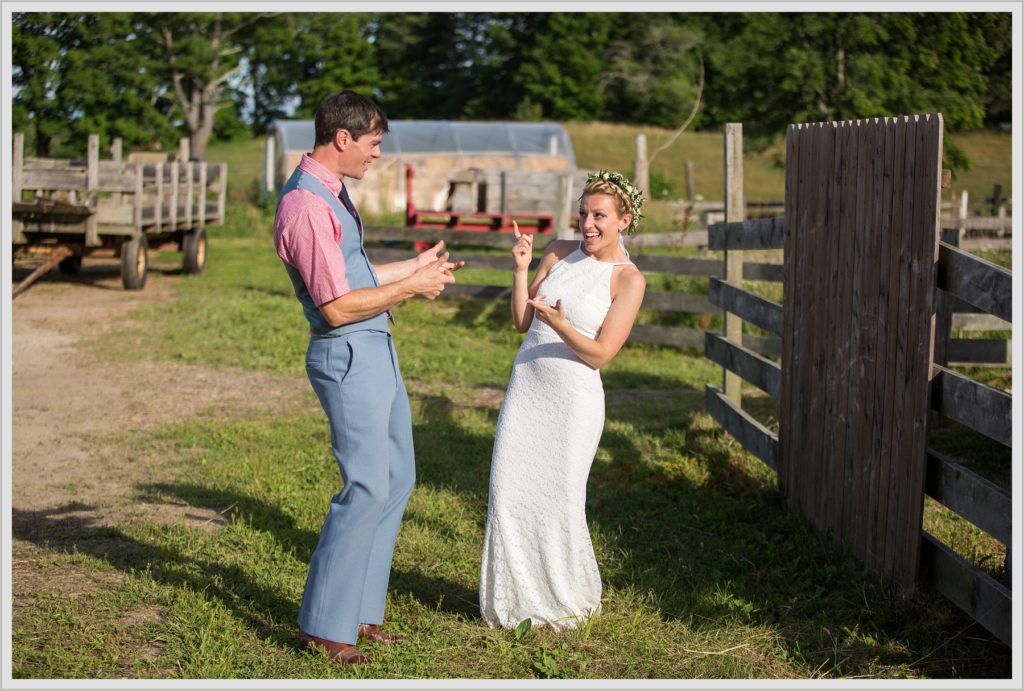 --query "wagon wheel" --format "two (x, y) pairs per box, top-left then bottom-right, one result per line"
(182, 228), (207, 275)
(58, 254), (82, 275)
(121, 235), (149, 290)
